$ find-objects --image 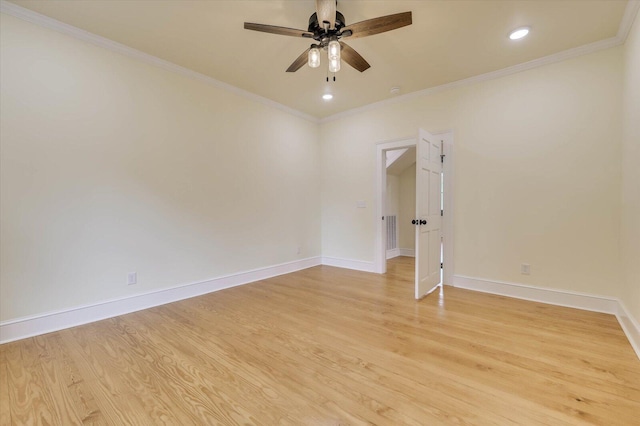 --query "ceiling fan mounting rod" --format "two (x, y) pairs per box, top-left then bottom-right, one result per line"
(323, 20), (330, 34)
